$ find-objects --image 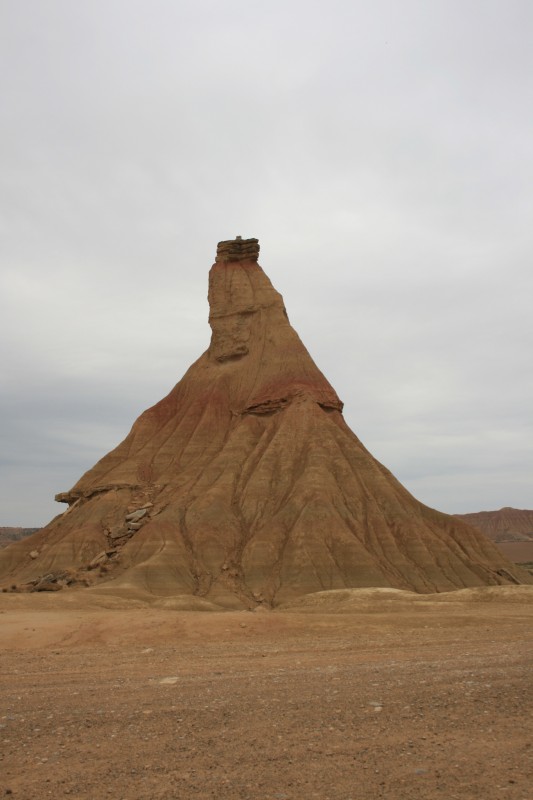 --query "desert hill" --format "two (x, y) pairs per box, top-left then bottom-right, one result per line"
(455, 508), (533, 568)
(1, 237), (530, 605)
(0, 528), (40, 549)
(454, 508), (533, 542)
